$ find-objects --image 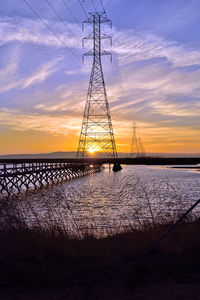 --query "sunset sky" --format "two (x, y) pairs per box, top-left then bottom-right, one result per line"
(0, 0), (200, 155)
